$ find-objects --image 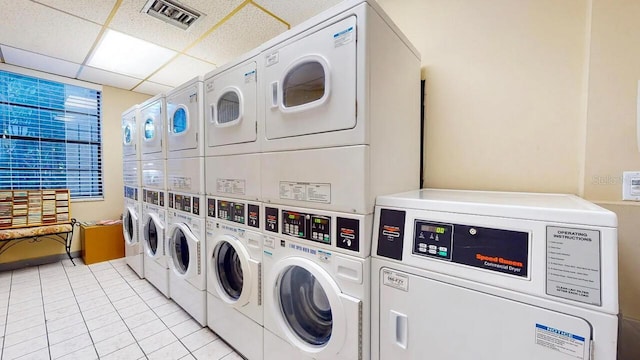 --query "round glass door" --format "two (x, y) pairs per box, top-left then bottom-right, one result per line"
(144, 118), (155, 140)
(278, 265), (332, 346)
(145, 218), (158, 256)
(215, 241), (243, 300)
(172, 228), (190, 274)
(123, 124), (133, 145)
(217, 91), (240, 125)
(172, 108), (188, 134)
(282, 61), (326, 108)
(124, 210), (134, 244)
